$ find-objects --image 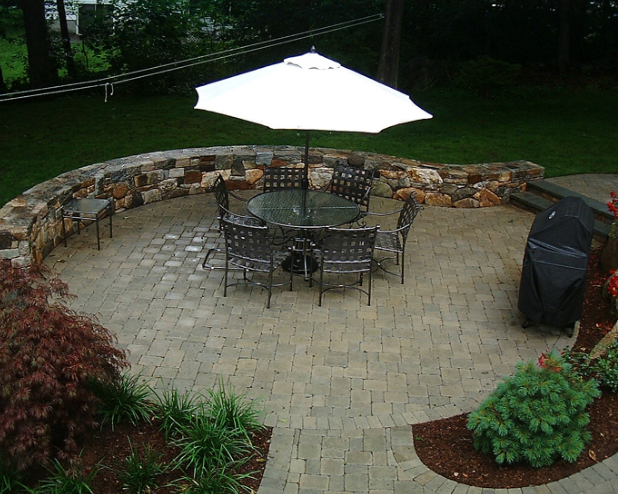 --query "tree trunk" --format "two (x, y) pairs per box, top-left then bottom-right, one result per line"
(377, 0), (404, 89)
(558, 0), (571, 72)
(0, 64), (7, 93)
(20, 0), (56, 88)
(56, 0), (77, 80)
